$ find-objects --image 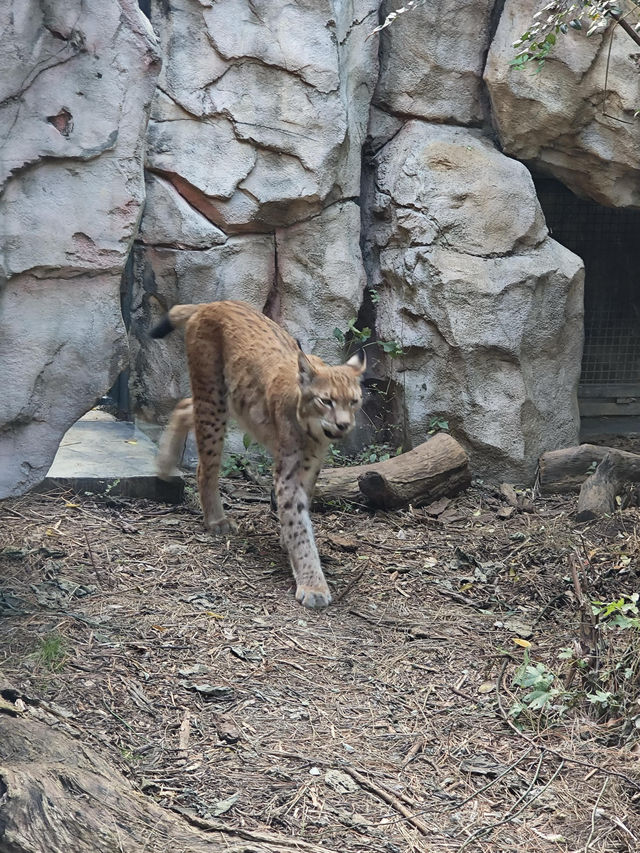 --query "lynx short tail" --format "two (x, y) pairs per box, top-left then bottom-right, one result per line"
(149, 304), (201, 339)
